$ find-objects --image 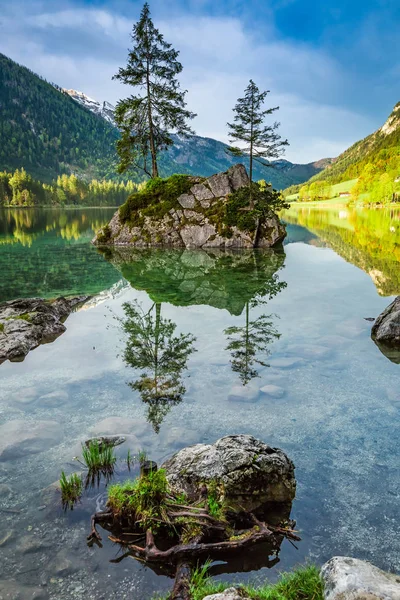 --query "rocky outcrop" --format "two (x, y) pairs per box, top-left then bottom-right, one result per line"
(371, 296), (400, 348)
(0, 296), (89, 364)
(162, 434), (296, 514)
(321, 557), (400, 600)
(93, 165), (286, 249)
